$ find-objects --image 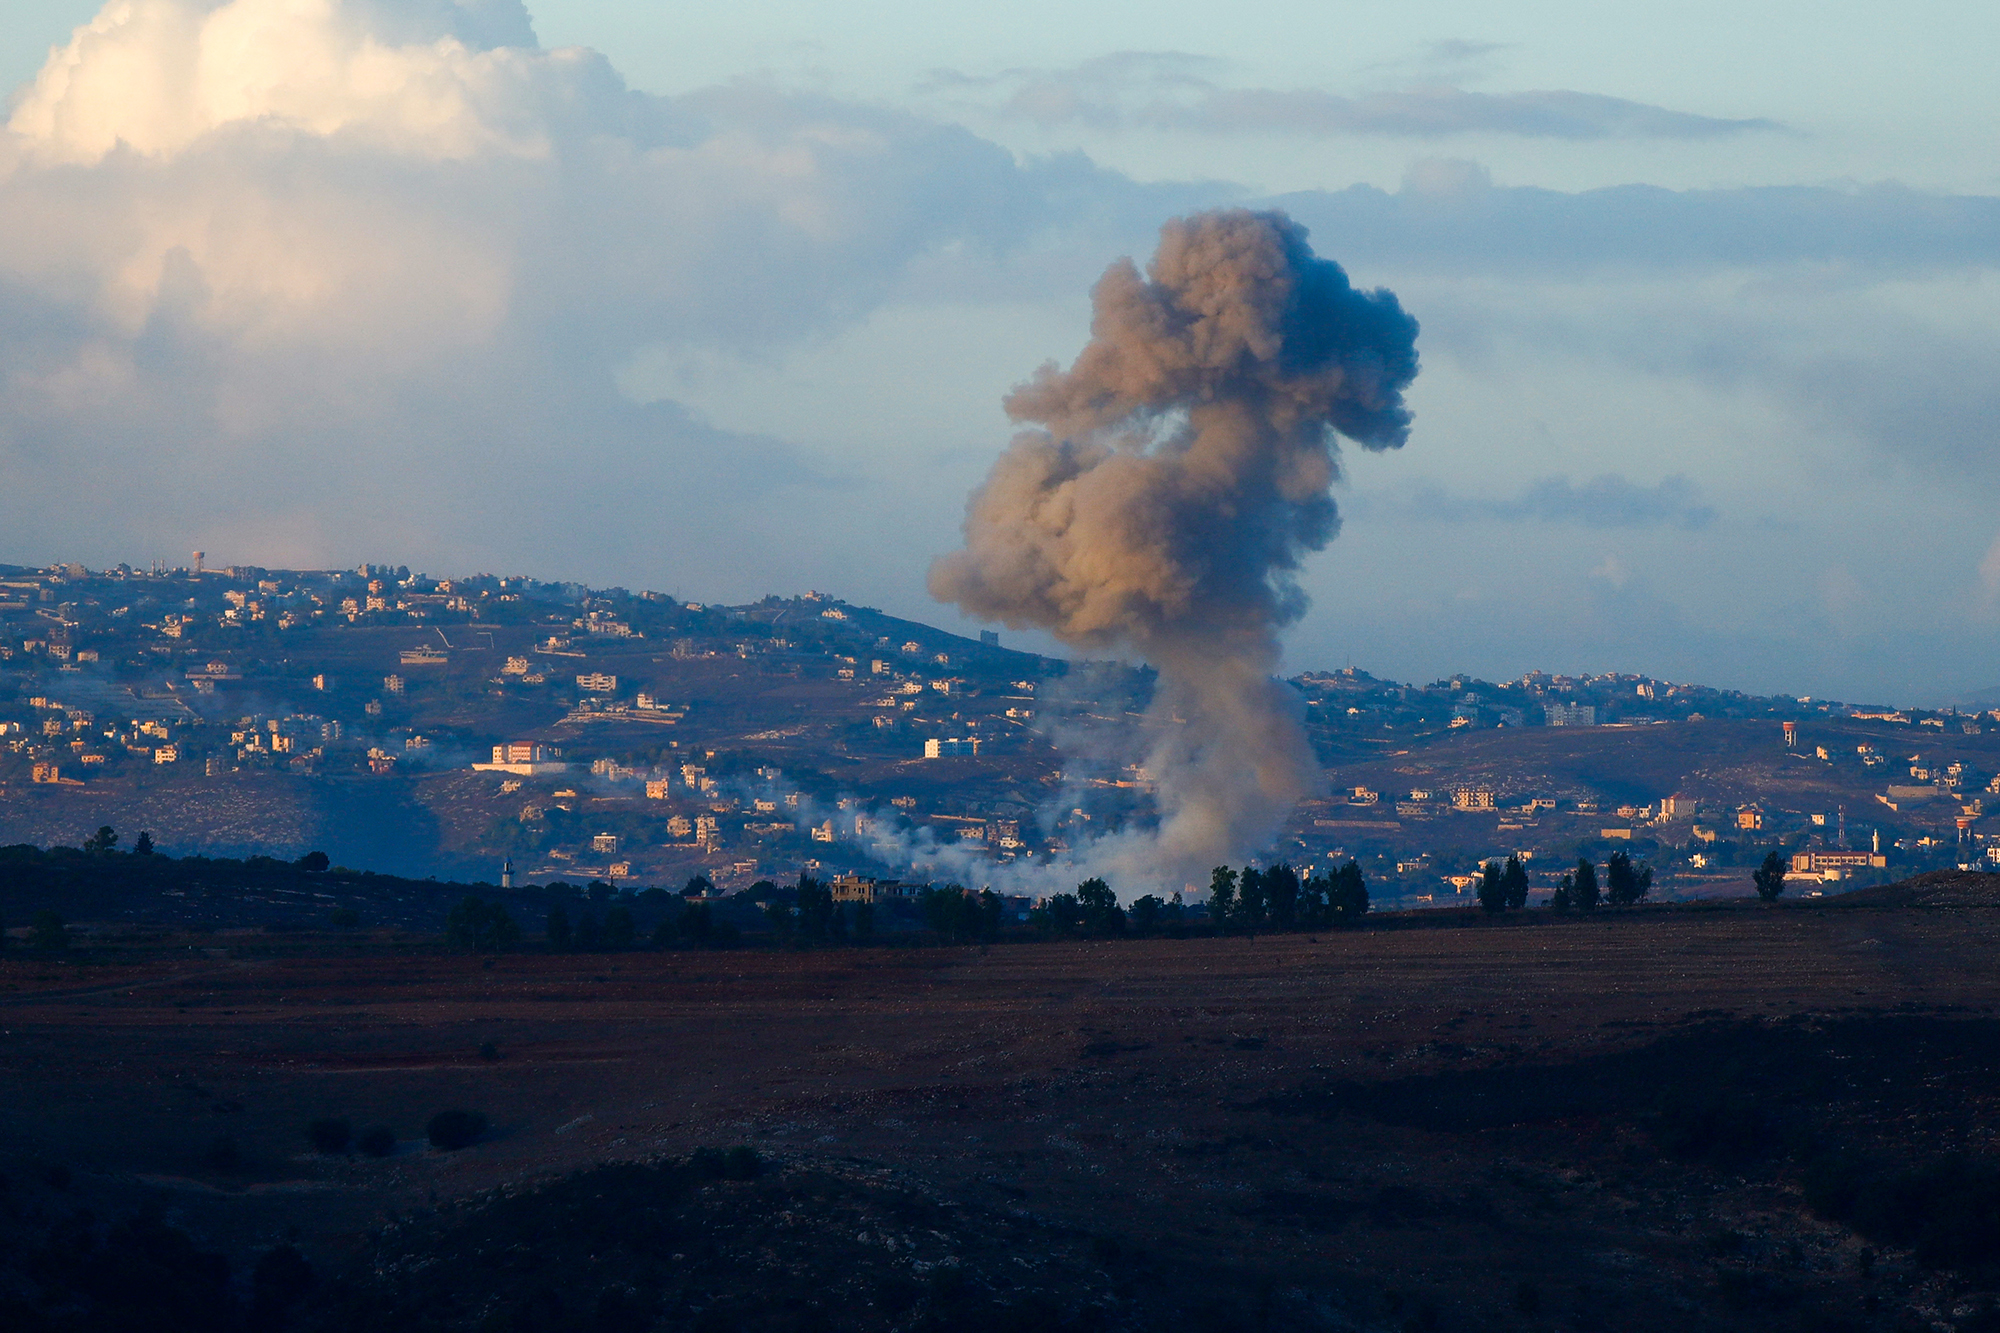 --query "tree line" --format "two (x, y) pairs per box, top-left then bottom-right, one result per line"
(1028, 860), (1372, 937)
